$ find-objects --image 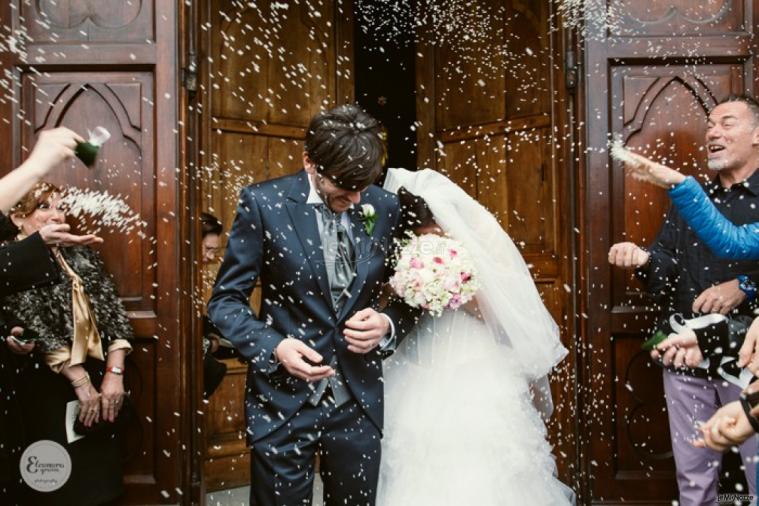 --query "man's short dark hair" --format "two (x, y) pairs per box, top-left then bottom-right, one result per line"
(200, 212), (222, 238)
(304, 104), (386, 190)
(717, 95), (759, 126)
